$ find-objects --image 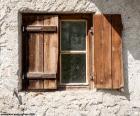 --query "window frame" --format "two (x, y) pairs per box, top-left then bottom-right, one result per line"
(59, 19), (88, 85)
(57, 13), (94, 89)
